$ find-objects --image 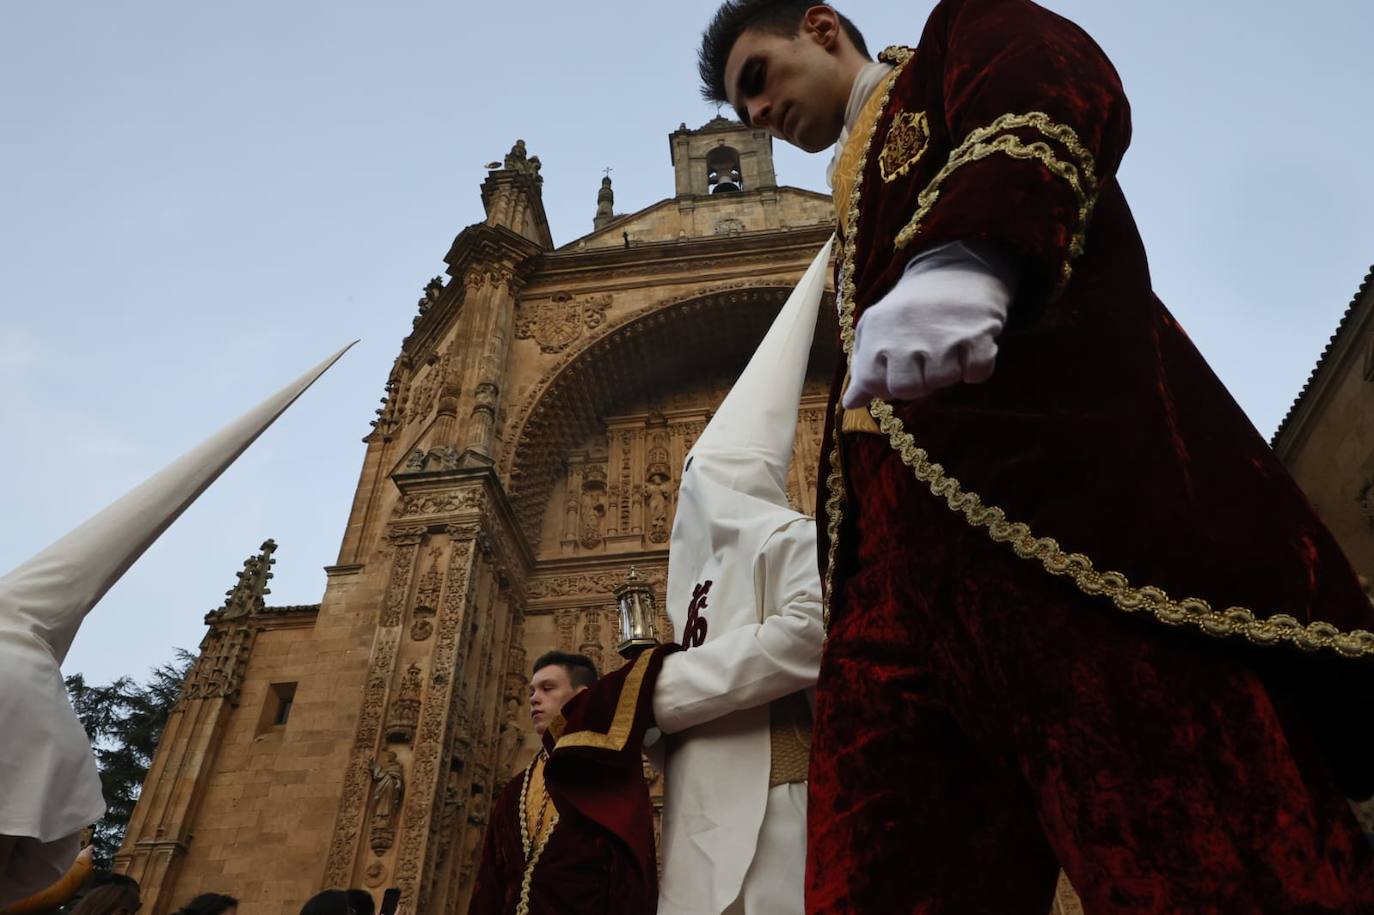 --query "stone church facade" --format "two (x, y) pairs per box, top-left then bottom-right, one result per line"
(114, 118), (836, 915)
(113, 107), (1370, 915)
